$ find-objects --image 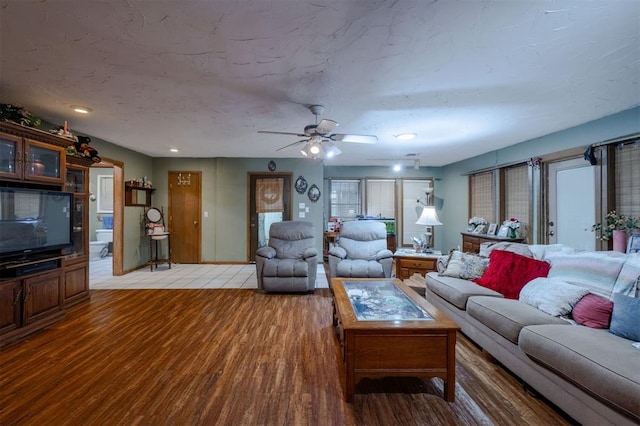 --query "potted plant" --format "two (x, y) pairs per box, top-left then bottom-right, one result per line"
(592, 211), (639, 252)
